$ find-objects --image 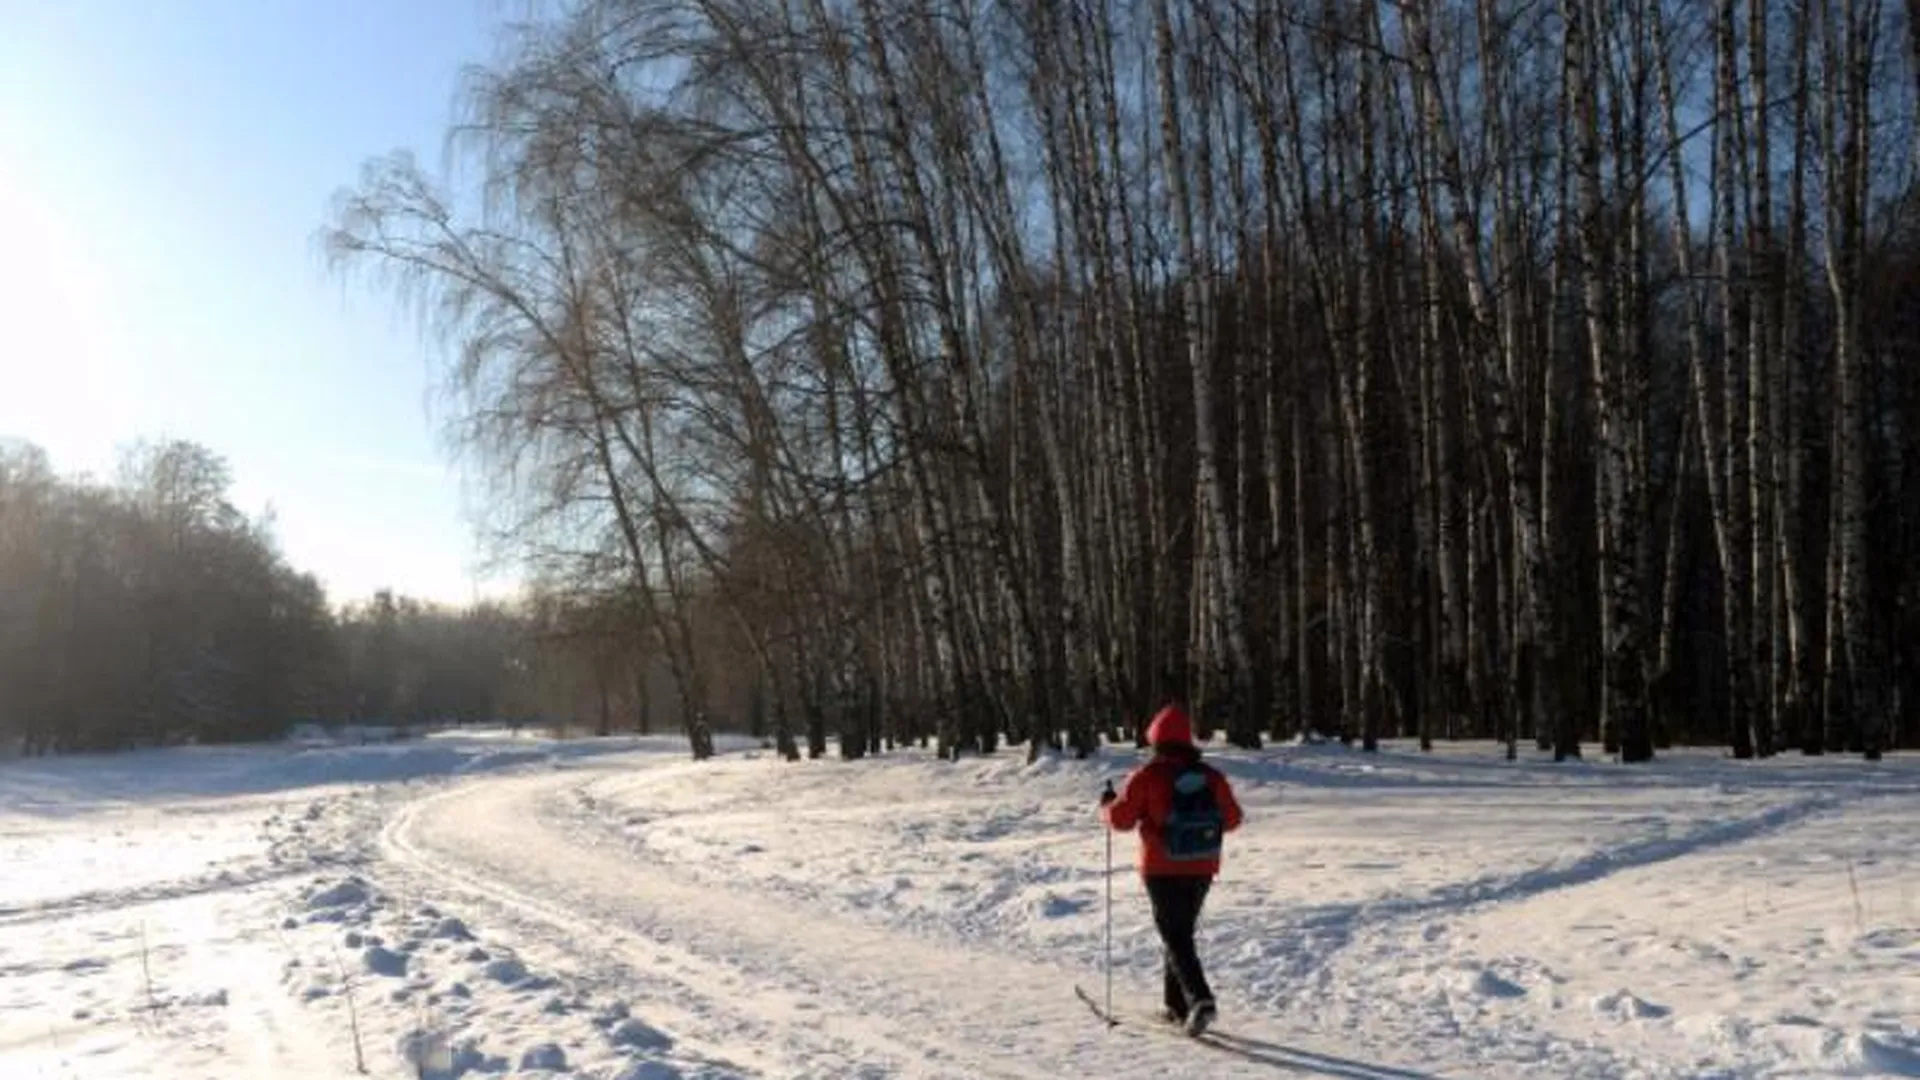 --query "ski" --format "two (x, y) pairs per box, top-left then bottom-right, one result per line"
(1076, 988), (1249, 1049)
(1075, 986), (1197, 1036)
(1074, 984), (1119, 1027)
(1079, 1003), (1419, 1077)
